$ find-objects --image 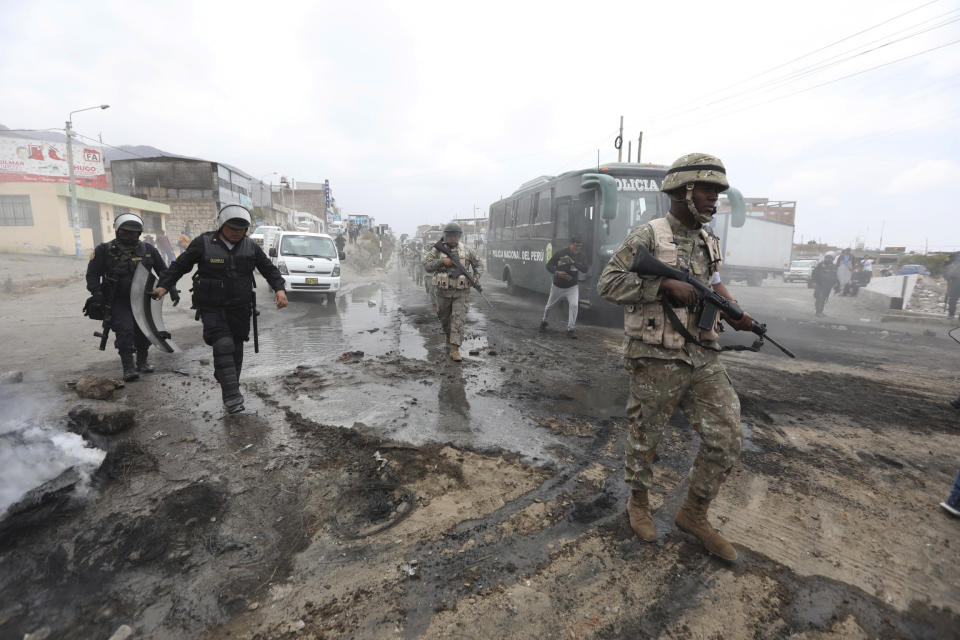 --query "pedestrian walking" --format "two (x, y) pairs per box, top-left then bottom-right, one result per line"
(422, 222), (483, 362)
(540, 237), (588, 338)
(862, 255), (873, 284)
(598, 152), (755, 561)
(152, 205), (287, 414)
(335, 232), (346, 257)
(177, 223), (191, 256)
(944, 253), (960, 320)
(812, 253), (838, 317)
(84, 213), (172, 381)
(155, 229), (177, 265)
